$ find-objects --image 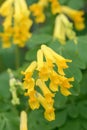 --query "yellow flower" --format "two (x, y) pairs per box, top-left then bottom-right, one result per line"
(35, 92), (55, 121)
(49, 70), (60, 91)
(23, 61), (37, 92)
(44, 108), (55, 121)
(20, 111), (28, 130)
(37, 49), (53, 81)
(59, 76), (74, 96)
(36, 79), (54, 105)
(29, 90), (40, 110)
(0, 0), (13, 16)
(41, 45), (72, 75)
(0, 32), (12, 48)
(53, 14), (77, 44)
(36, 79), (53, 97)
(22, 45), (74, 121)
(60, 87), (71, 96)
(35, 92), (50, 108)
(37, 50), (44, 70)
(61, 6), (85, 30)
(24, 77), (35, 92)
(53, 14), (66, 44)
(49, 70), (74, 95)
(39, 63), (52, 81)
(39, 0), (48, 6)
(59, 76), (74, 89)
(23, 61), (37, 74)
(29, 2), (46, 23)
(49, 0), (61, 14)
